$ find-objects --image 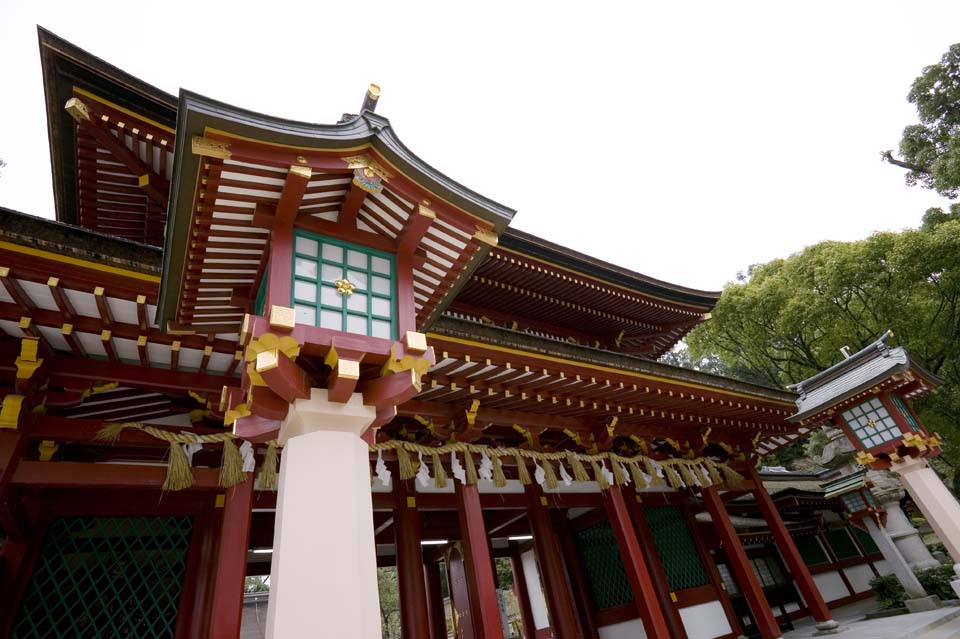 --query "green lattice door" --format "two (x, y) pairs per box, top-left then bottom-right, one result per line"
(13, 515), (194, 638)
